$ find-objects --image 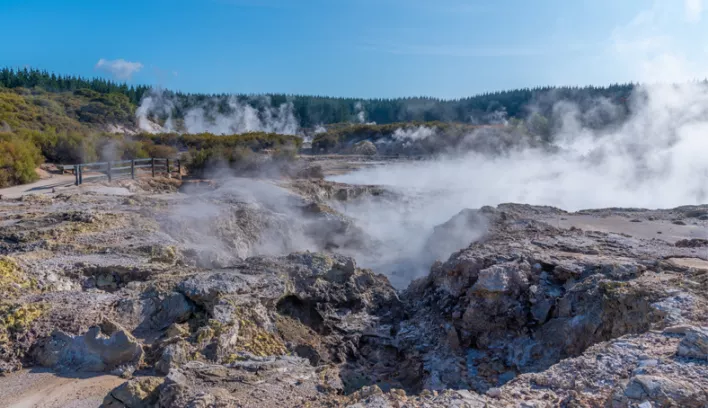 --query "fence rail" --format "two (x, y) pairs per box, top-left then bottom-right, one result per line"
(73, 158), (181, 186)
